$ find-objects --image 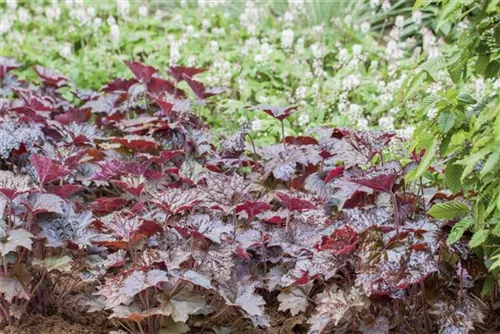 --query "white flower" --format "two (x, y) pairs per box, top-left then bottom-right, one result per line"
(397, 126), (415, 140)
(412, 10), (422, 25)
(310, 43), (324, 59)
(493, 77), (500, 90)
(370, 0), (380, 8)
(187, 55), (197, 67)
(251, 118), (263, 131)
(0, 17), (12, 35)
(344, 15), (352, 26)
(254, 42), (273, 62)
(202, 19), (211, 29)
(360, 21), (371, 34)
(138, 6), (148, 18)
(169, 41), (181, 65)
(45, 5), (62, 23)
(338, 48), (349, 63)
(283, 11), (295, 24)
(110, 24), (120, 44)
(17, 8), (30, 22)
(60, 43), (72, 59)
(64, 0), (74, 6)
(357, 118), (369, 130)
(352, 44), (362, 56)
(427, 107), (437, 120)
(295, 37), (304, 54)
(116, 0), (130, 18)
(210, 41), (219, 52)
(240, 1), (261, 35)
(343, 74), (361, 91)
(281, 29), (294, 50)
(395, 15), (405, 28)
(378, 115), (394, 130)
(295, 86), (307, 100)
(107, 16), (116, 26)
(6, 0), (17, 10)
(474, 77), (485, 100)
(381, 0), (391, 12)
(298, 112), (309, 126)
(370, 60), (378, 69)
(93, 17), (102, 29)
